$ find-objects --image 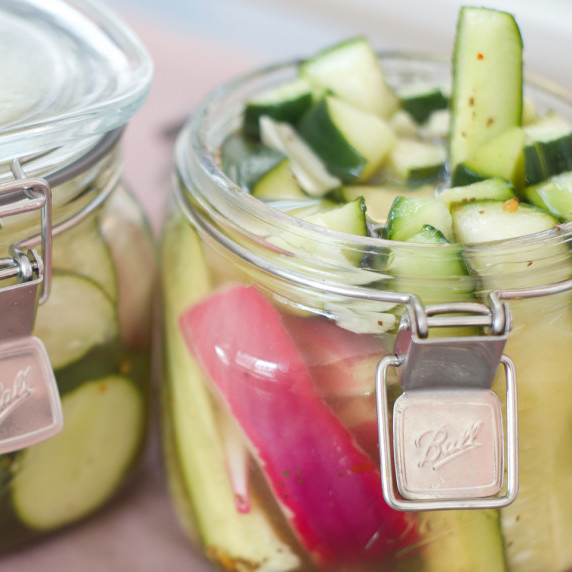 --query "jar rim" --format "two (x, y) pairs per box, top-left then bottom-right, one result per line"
(0, 0), (152, 162)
